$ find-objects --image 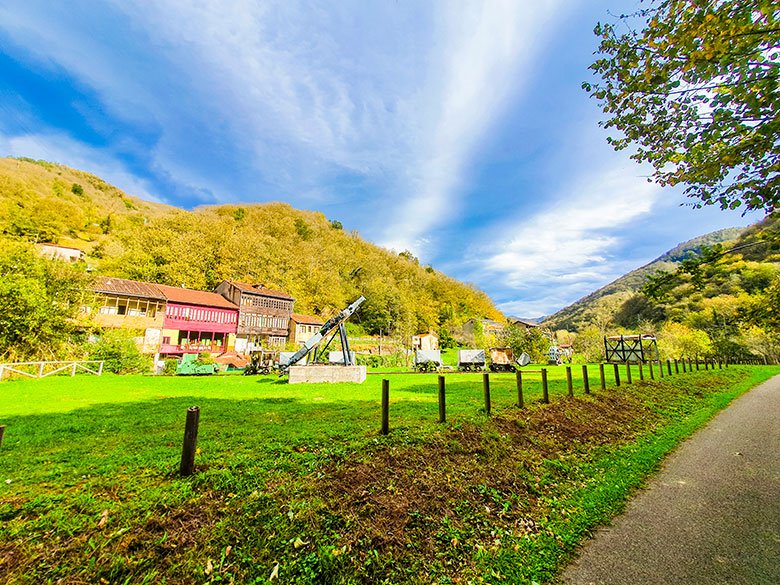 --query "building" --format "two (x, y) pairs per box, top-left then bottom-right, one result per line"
(155, 284), (239, 356)
(412, 332), (439, 351)
(290, 313), (324, 345)
(509, 317), (541, 329)
(92, 277), (166, 354)
(38, 244), (85, 262)
(214, 280), (294, 351)
(463, 318), (505, 339)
